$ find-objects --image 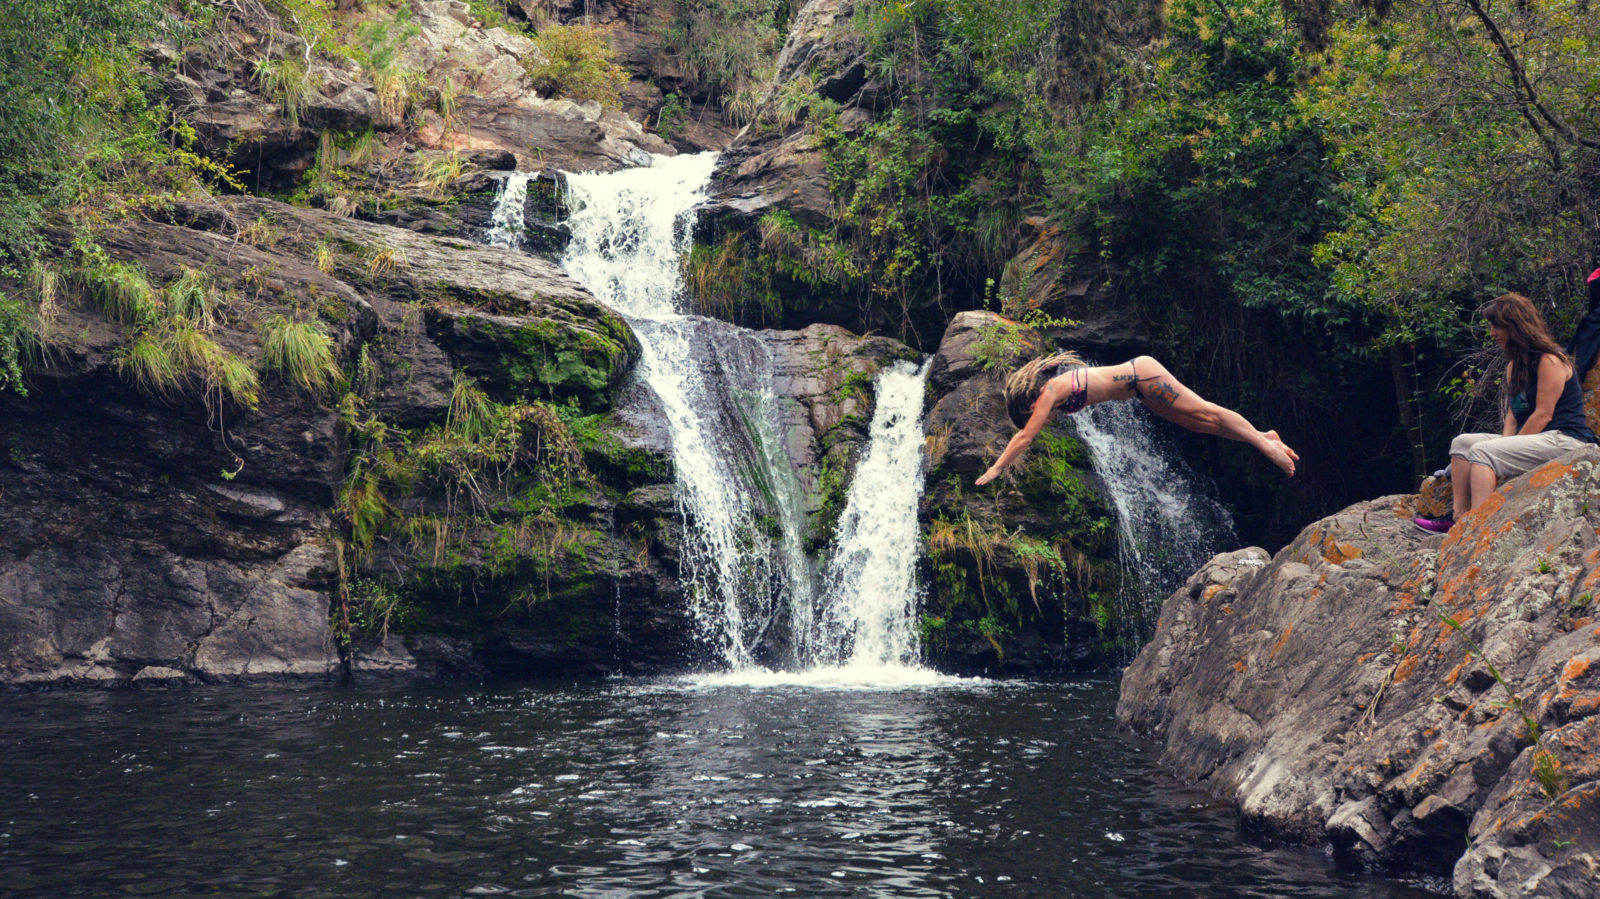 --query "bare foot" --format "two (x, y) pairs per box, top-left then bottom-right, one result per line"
(1261, 439), (1296, 476)
(1263, 430), (1300, 462)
